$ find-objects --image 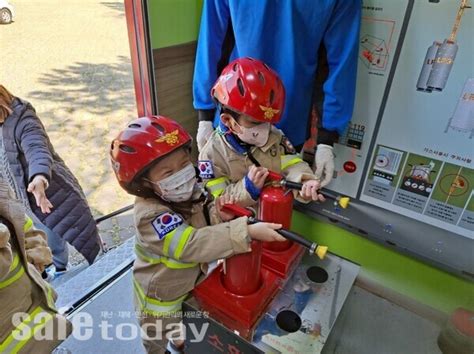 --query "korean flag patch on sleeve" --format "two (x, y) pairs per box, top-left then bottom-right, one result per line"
(151, 212), (183, 240)
(198, 160), (215, 179)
